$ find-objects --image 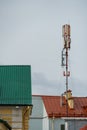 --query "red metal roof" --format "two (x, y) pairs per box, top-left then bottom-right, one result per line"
(42, 96), (87, 118)
(80, 125), (87, 130)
